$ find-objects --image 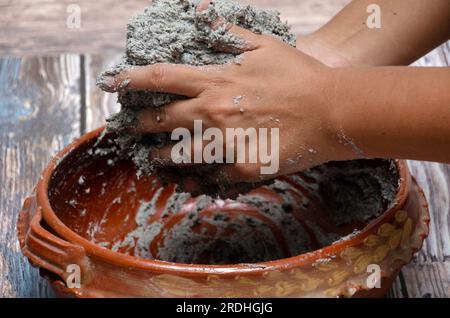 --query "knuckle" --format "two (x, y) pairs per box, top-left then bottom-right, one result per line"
(204, 103), (233, 122)
(150, 64), (166, 90)
(209, 76), (231, 89)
